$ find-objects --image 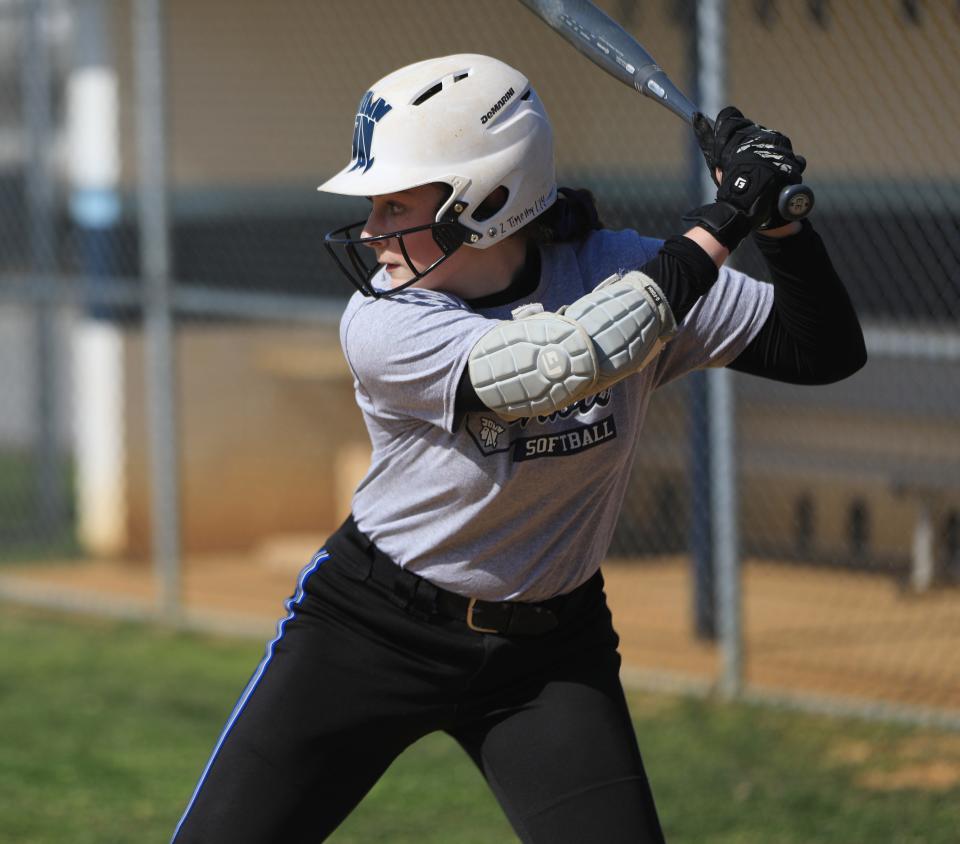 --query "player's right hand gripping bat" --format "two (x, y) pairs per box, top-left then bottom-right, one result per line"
(518, 0), (814, 221)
